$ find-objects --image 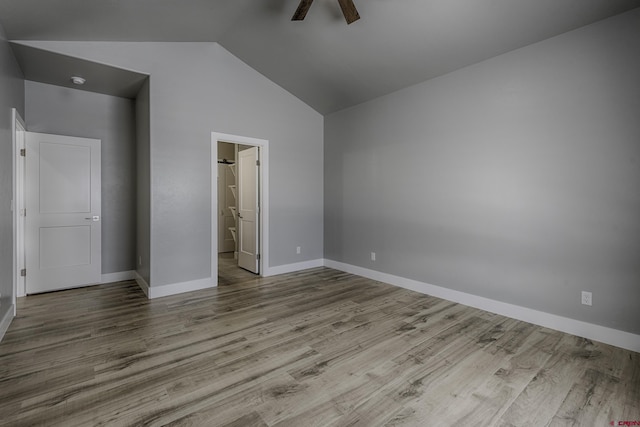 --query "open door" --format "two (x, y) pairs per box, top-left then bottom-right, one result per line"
(237, 146), (259, 273)
(25, 132), (101, 294)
